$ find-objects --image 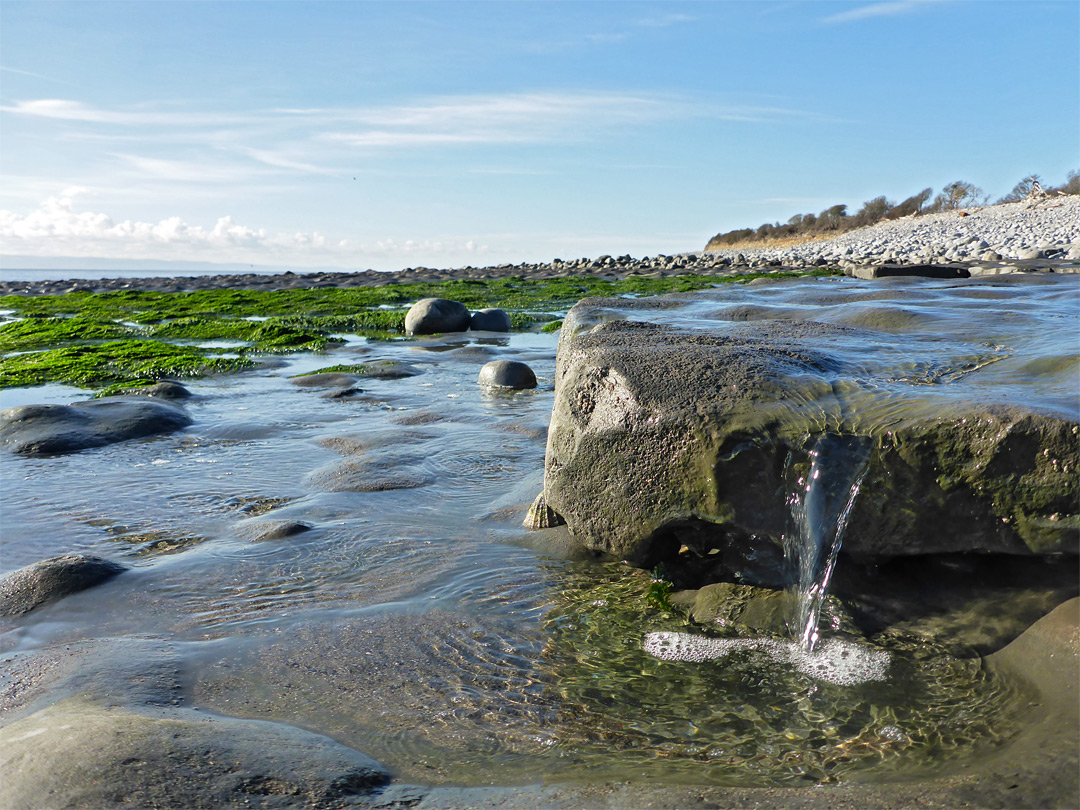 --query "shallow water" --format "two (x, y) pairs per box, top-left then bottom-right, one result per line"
(2, 275), (1076, 788)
